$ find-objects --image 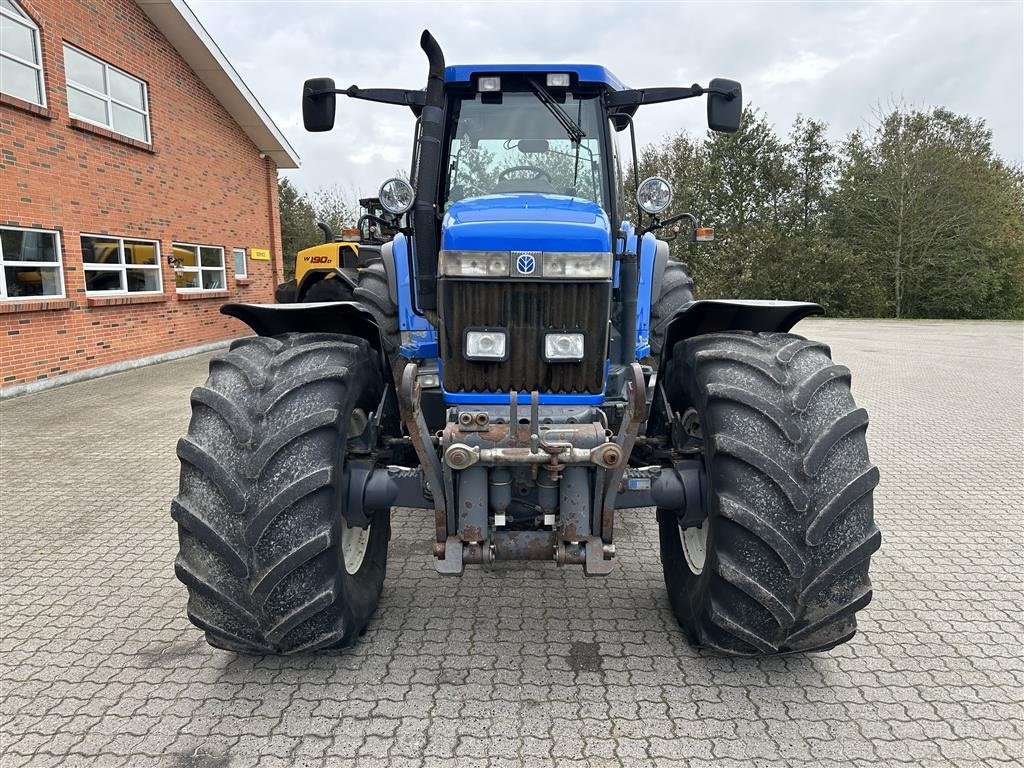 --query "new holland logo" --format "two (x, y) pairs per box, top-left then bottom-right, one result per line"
(514, 252), (538, 275)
